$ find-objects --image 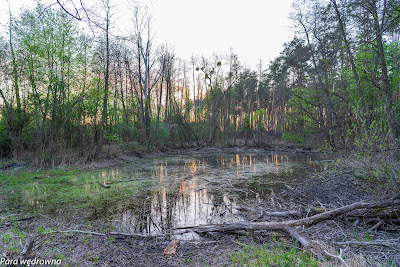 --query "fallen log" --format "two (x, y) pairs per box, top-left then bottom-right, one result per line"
(166, 197), (400, 265)
(170, 198), (400, 235)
